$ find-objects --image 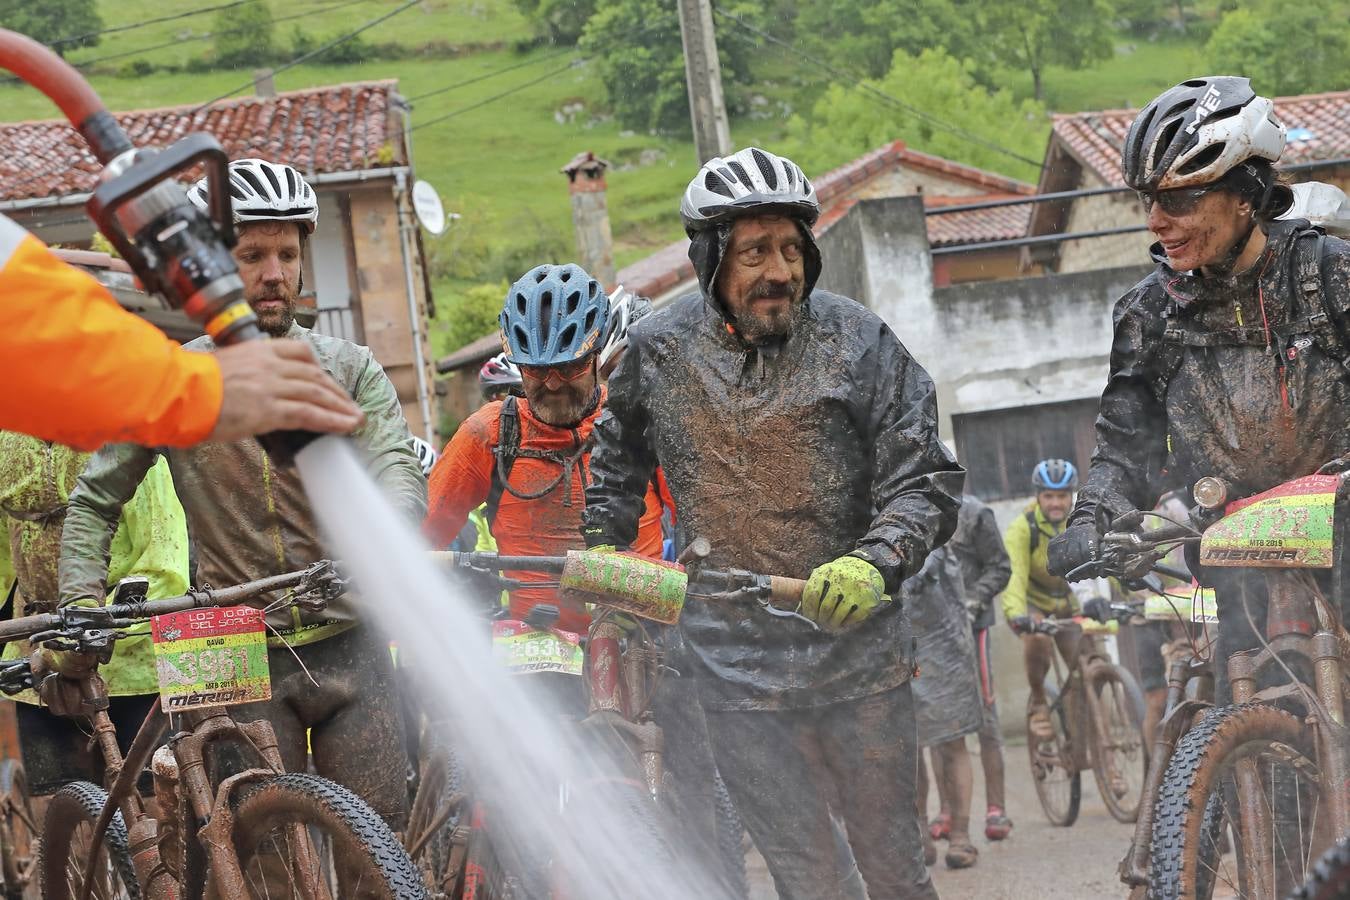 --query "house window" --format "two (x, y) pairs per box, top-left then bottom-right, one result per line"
(953, 399), (1099, 501)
